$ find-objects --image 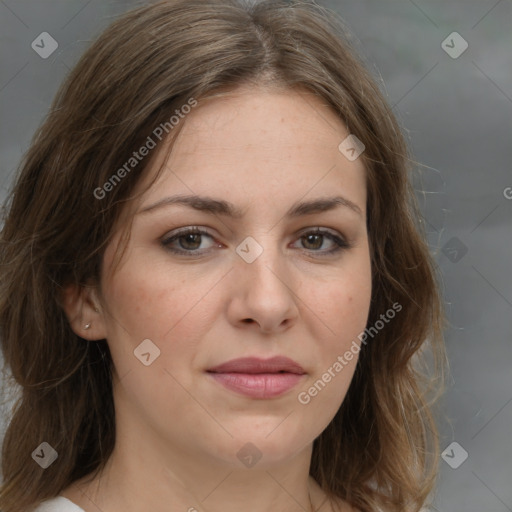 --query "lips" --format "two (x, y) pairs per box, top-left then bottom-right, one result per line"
(207, 356), (306, 375)
(206, 356), (306, 399)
